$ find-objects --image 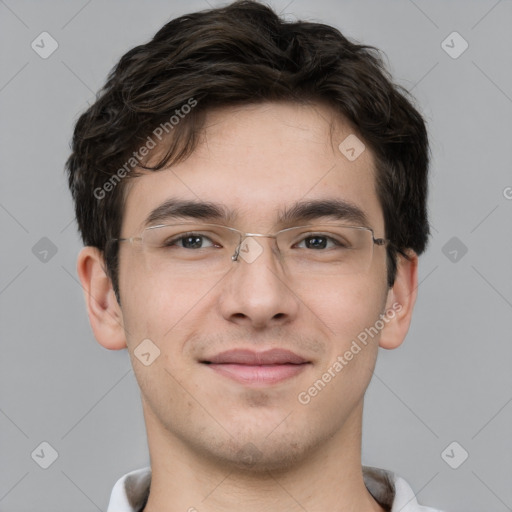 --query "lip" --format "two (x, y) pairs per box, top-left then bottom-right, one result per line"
(202, 349), (310, 386)
(205, 349), (308, 365)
